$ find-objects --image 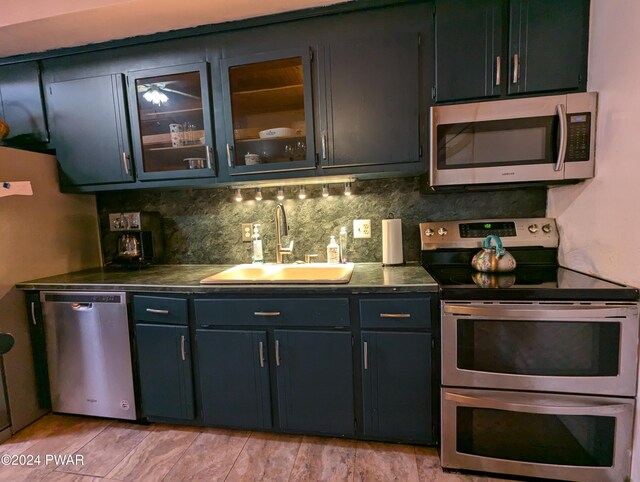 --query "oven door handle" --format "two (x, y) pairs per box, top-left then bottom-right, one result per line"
(443, 304), (633, 319)
(444, 392), (632, 416)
